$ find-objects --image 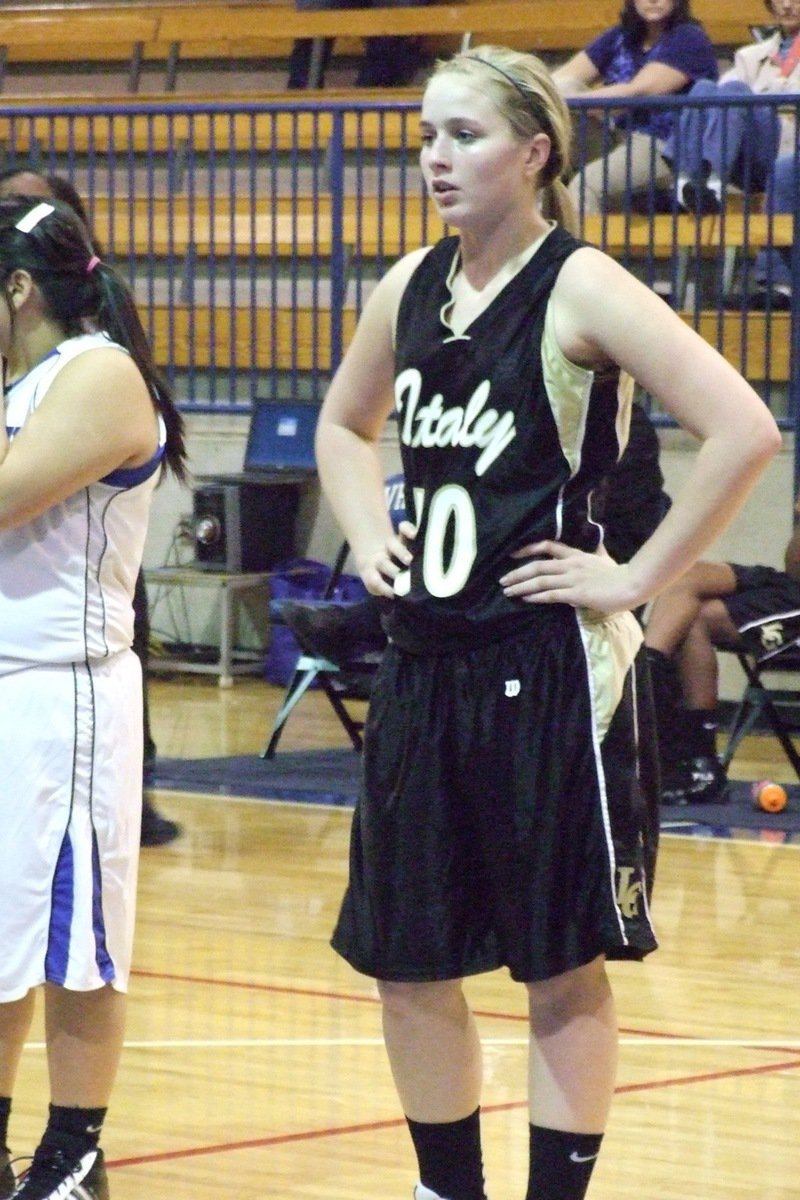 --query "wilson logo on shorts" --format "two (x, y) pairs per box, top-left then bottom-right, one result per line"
(504, 679), (521, 697)
(615, 866), (643, 918)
